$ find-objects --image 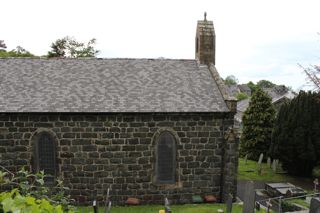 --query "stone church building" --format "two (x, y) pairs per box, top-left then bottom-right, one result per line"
(0, 15), (238, 204)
